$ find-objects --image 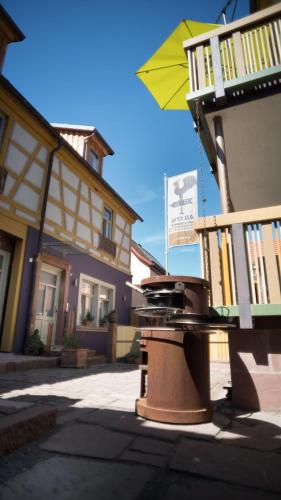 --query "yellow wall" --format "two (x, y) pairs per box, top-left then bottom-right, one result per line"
(0, 213), (27, 351)
(0, 81), (135, 275)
